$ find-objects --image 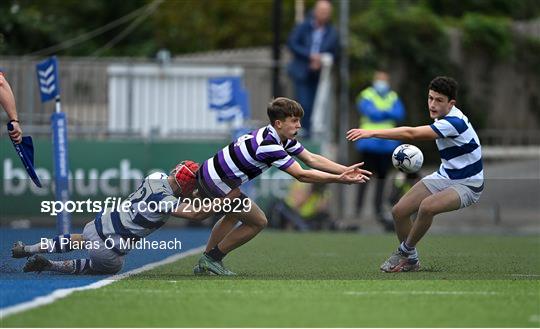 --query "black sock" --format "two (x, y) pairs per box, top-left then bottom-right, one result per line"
(206, 246), (226, 261)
